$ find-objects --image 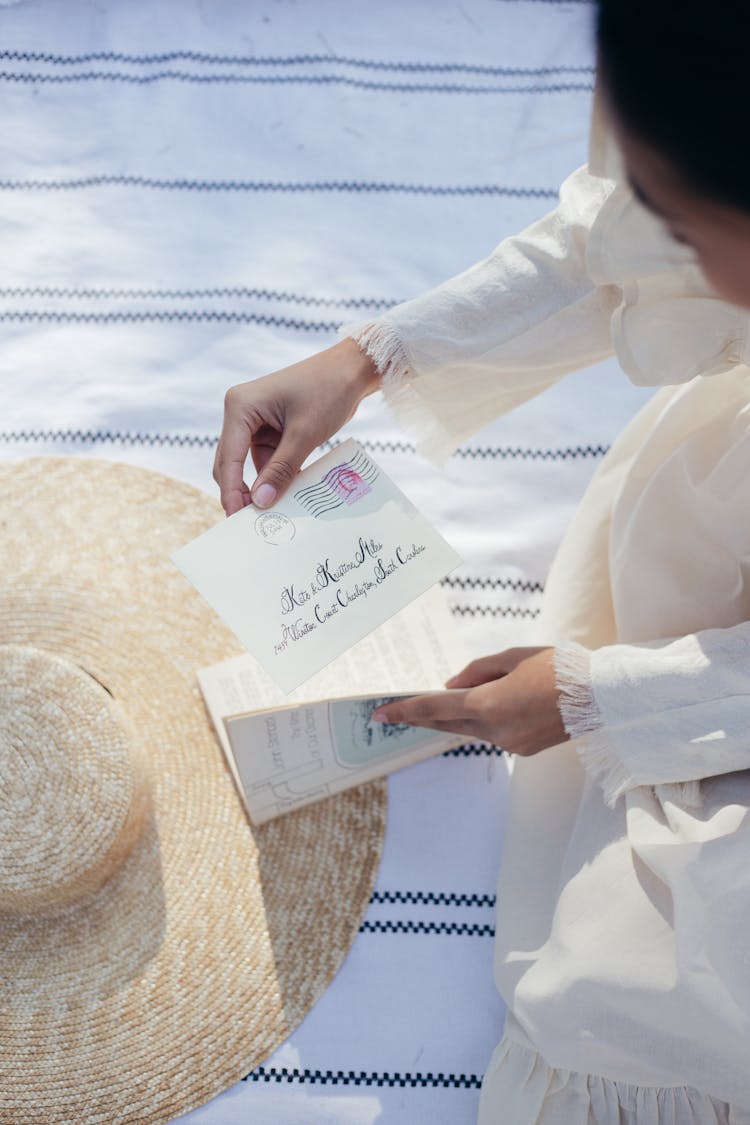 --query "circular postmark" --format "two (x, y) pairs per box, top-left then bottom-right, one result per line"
(254, 511), (296, 546)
